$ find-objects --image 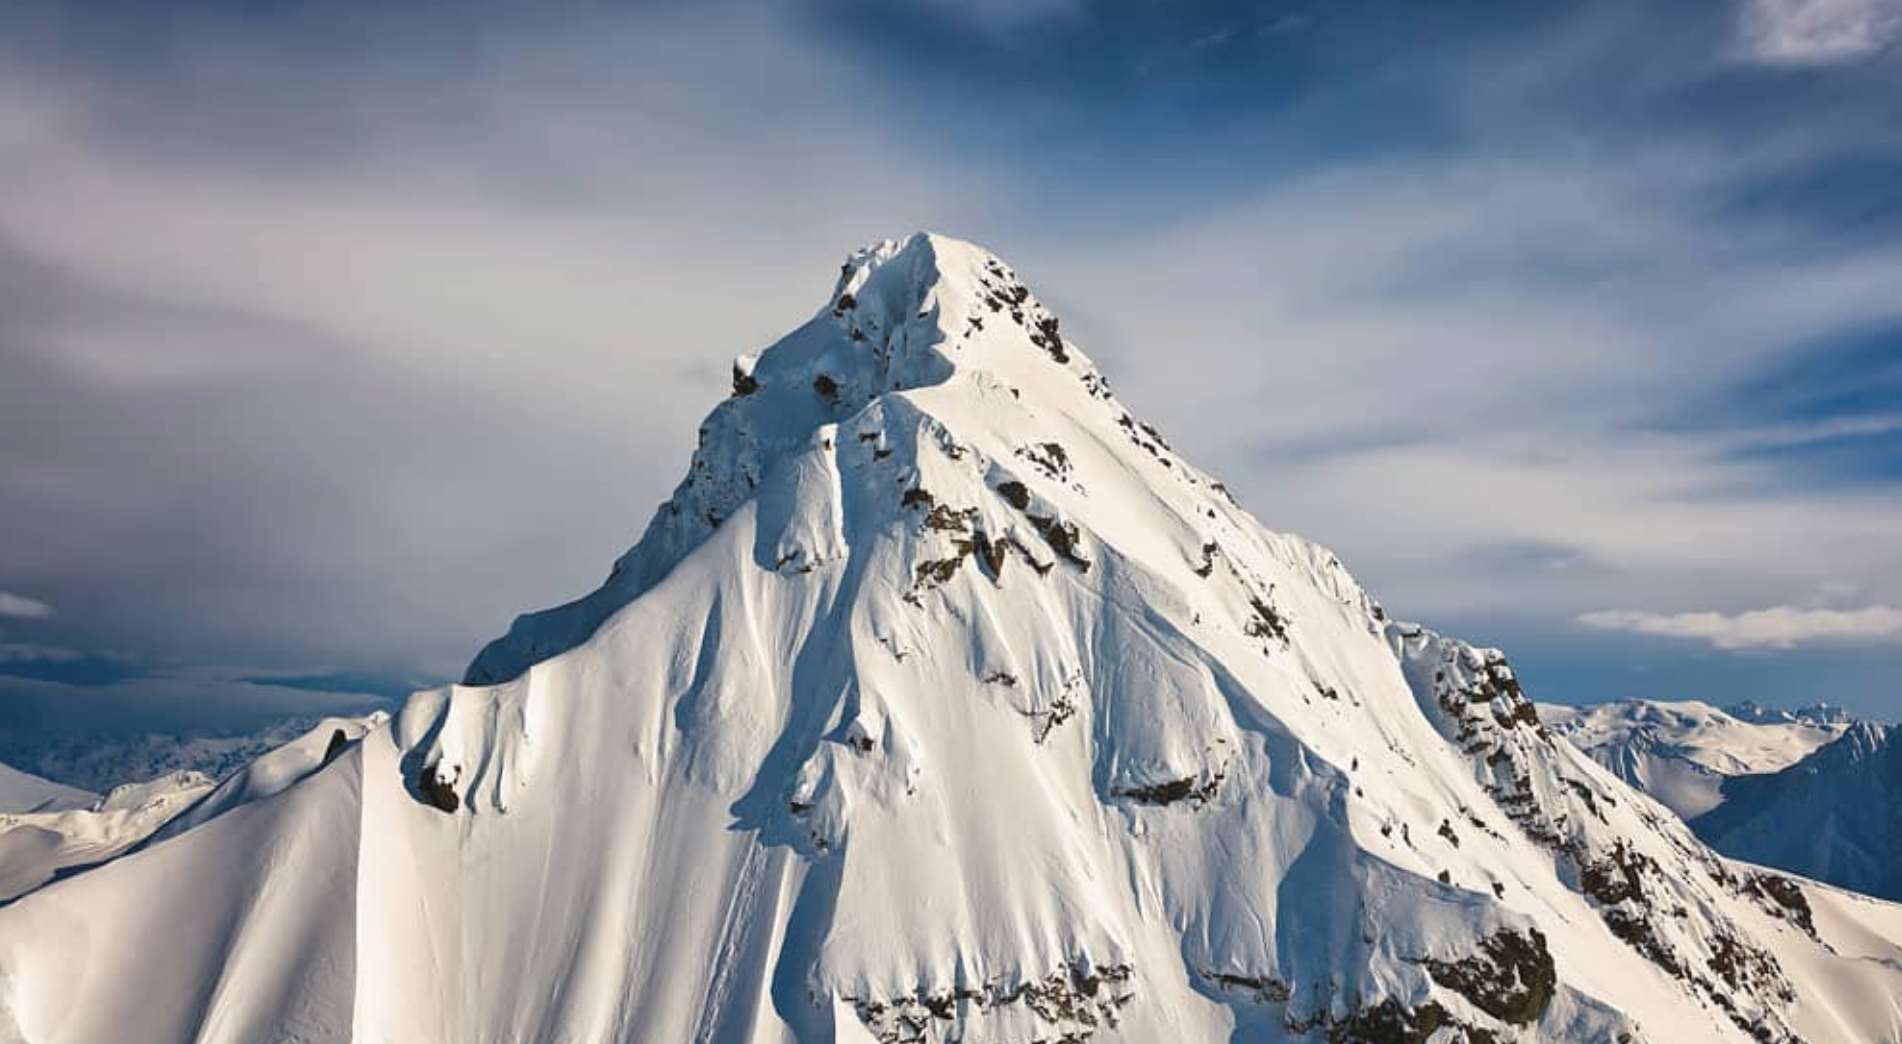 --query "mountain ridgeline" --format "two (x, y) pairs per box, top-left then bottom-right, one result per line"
(2, 234), (1900, 1044)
